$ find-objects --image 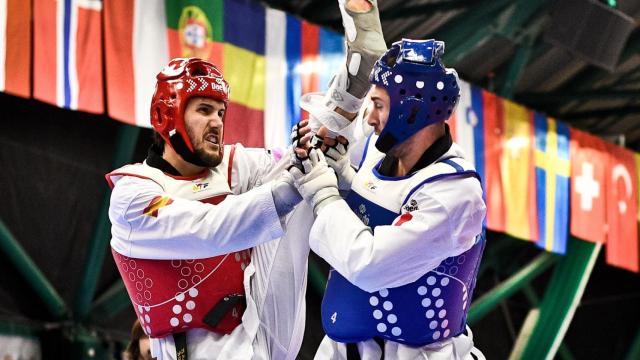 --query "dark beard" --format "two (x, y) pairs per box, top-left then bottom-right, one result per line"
(194, 146), (223, 168)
